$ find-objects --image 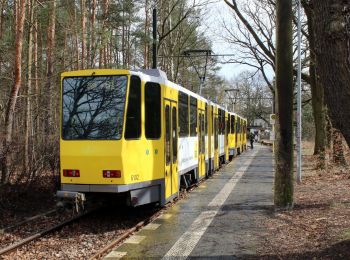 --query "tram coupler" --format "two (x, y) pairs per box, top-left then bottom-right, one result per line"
(56, 191), (86, 213)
